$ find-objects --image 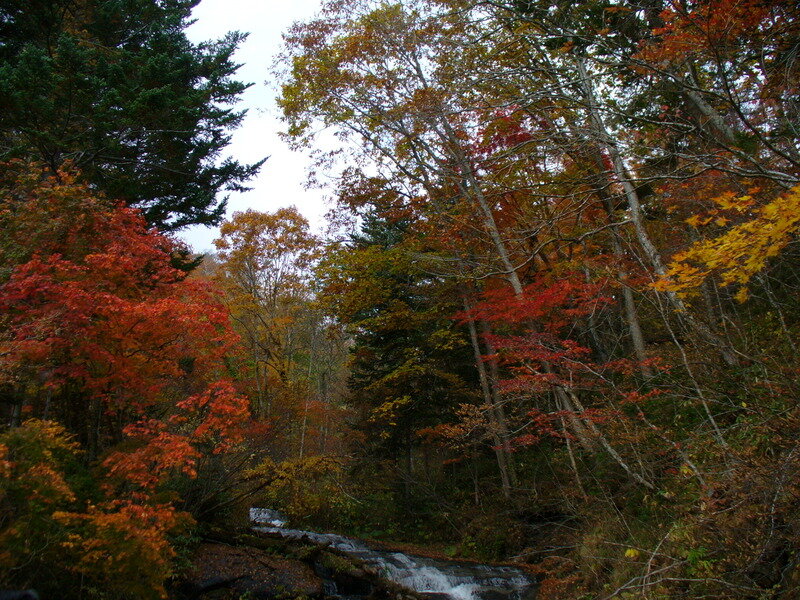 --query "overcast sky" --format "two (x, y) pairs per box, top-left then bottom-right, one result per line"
(179, 0), (325, 253)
